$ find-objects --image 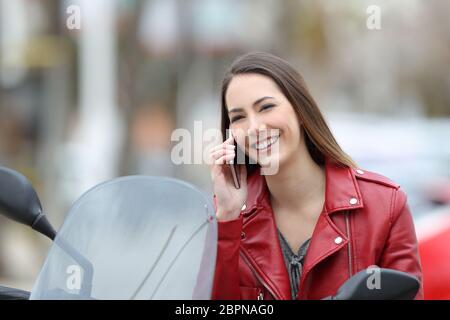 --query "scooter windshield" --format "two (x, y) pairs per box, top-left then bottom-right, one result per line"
(30, 176), (217, 300)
